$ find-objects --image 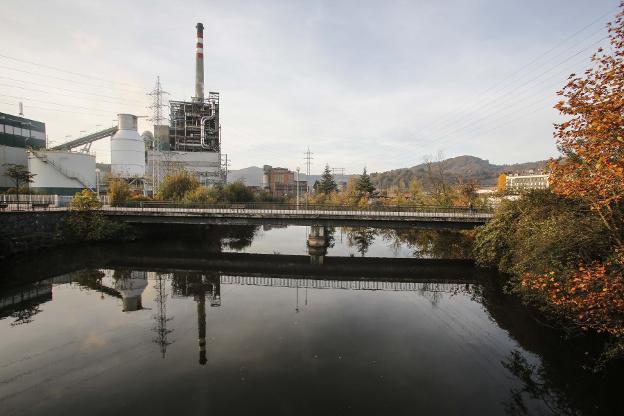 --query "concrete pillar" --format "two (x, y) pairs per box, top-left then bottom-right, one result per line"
(307, 225), (328, 265)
